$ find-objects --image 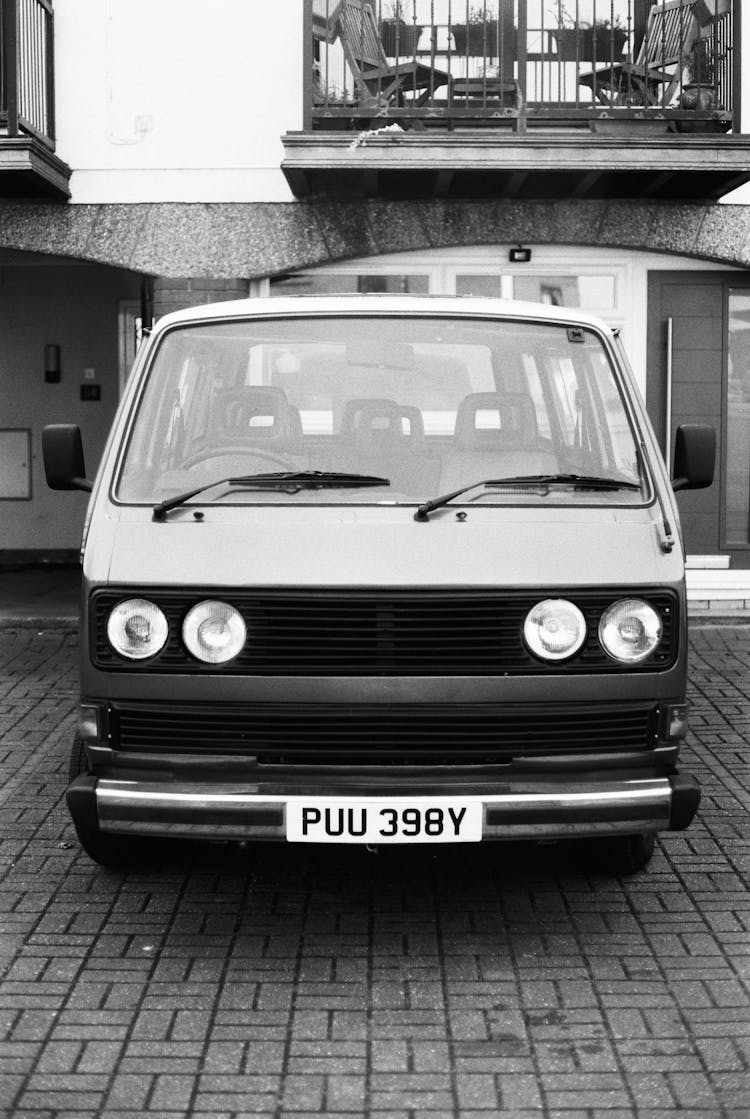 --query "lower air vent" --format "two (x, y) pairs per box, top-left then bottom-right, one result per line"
(112, 701), (659, 766)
